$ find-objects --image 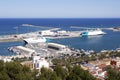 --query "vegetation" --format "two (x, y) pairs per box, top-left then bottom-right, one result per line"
(106, 66), (120, 80)
(12, 57), (32, 62)
(1, 51), (120, 80)
(51, 51), (120, 80)
(0, 60), (34, 80)
(52, 51), (120, 65)
(0, 60), (96, 80)
(37, 65), (96, 80)
(66, 65), (96, 80)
